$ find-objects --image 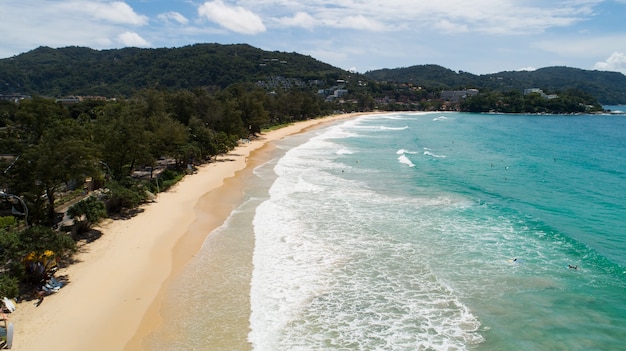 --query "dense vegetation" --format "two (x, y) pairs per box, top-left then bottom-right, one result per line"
(460, 89), (603, 114)
(0, 84), (336, 298)
(365, 65), (626, 105)
(0, 44), (354, 97)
